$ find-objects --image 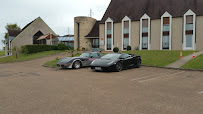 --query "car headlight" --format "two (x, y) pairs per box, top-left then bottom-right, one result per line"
(107, 61), (114, 65)
(91, 60), (96, 64)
